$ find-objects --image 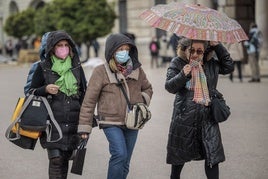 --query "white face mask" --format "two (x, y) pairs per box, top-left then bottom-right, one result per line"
(115, 50), (130, 64)
(55, 46), (69, 59)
